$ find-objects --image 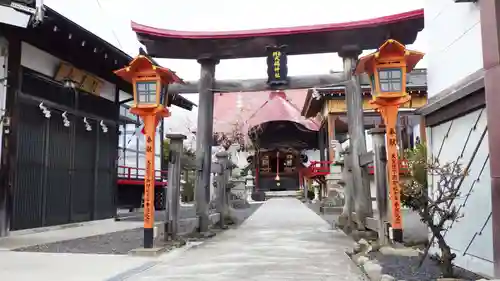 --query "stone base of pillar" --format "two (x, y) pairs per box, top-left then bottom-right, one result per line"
(251, 191), (266, 202)
(324, 170), (344, 206)
(246, 186), (254, 202)
(312, 187), (320, 203)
